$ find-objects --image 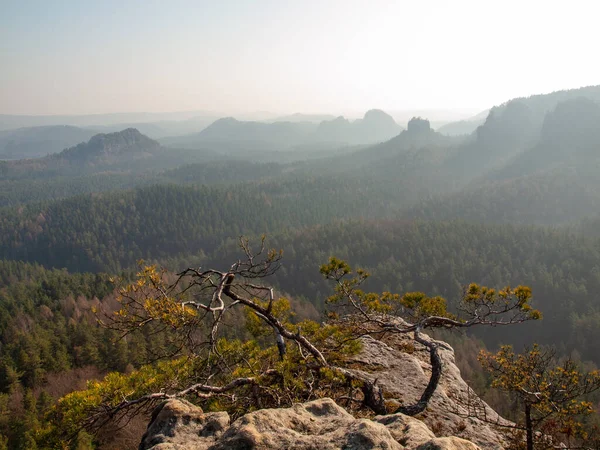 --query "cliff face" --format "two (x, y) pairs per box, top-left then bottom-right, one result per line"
(139, 332), (509, 450)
